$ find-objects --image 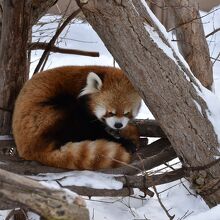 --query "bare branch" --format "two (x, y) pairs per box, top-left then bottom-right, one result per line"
(29, 42), (99, 57)
(206, 27), (220, 38)
(33, 8), (81, 74)
(152, 184), (175, 219)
